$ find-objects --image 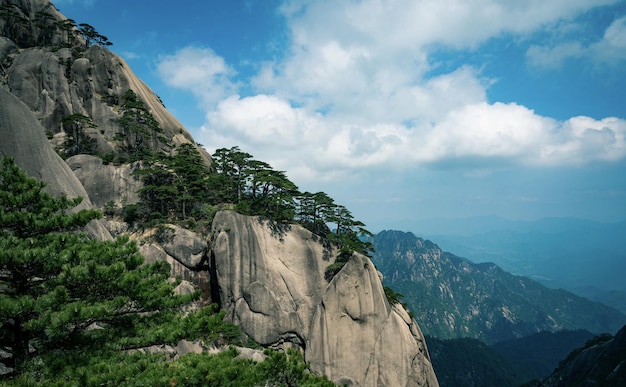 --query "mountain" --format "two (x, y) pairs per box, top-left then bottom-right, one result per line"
(491, 329), (596, 381)
(211, 211), (438, 386)
(371, 230), (626, 344)
(426, 336), (525, 387)
(426, 330), (597, 387)
(0, 1), (438, 385)
(412, 217), (626, 313)
(530, 325), (626, 386)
